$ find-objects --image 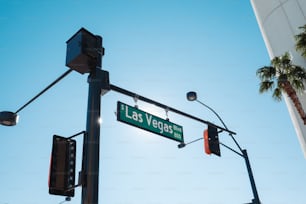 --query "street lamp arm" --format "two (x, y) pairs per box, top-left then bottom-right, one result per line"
(0, 69), (73, 126)
(196, 100), (229, 130)
(195, 99), (243, 153)
(15, 69), (73, 114)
